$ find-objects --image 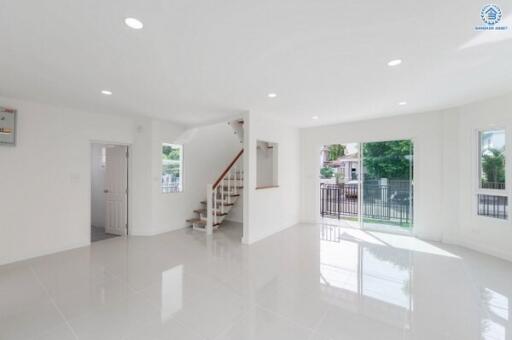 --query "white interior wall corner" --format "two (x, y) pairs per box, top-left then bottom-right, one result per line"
(243, 112), (301, 244)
